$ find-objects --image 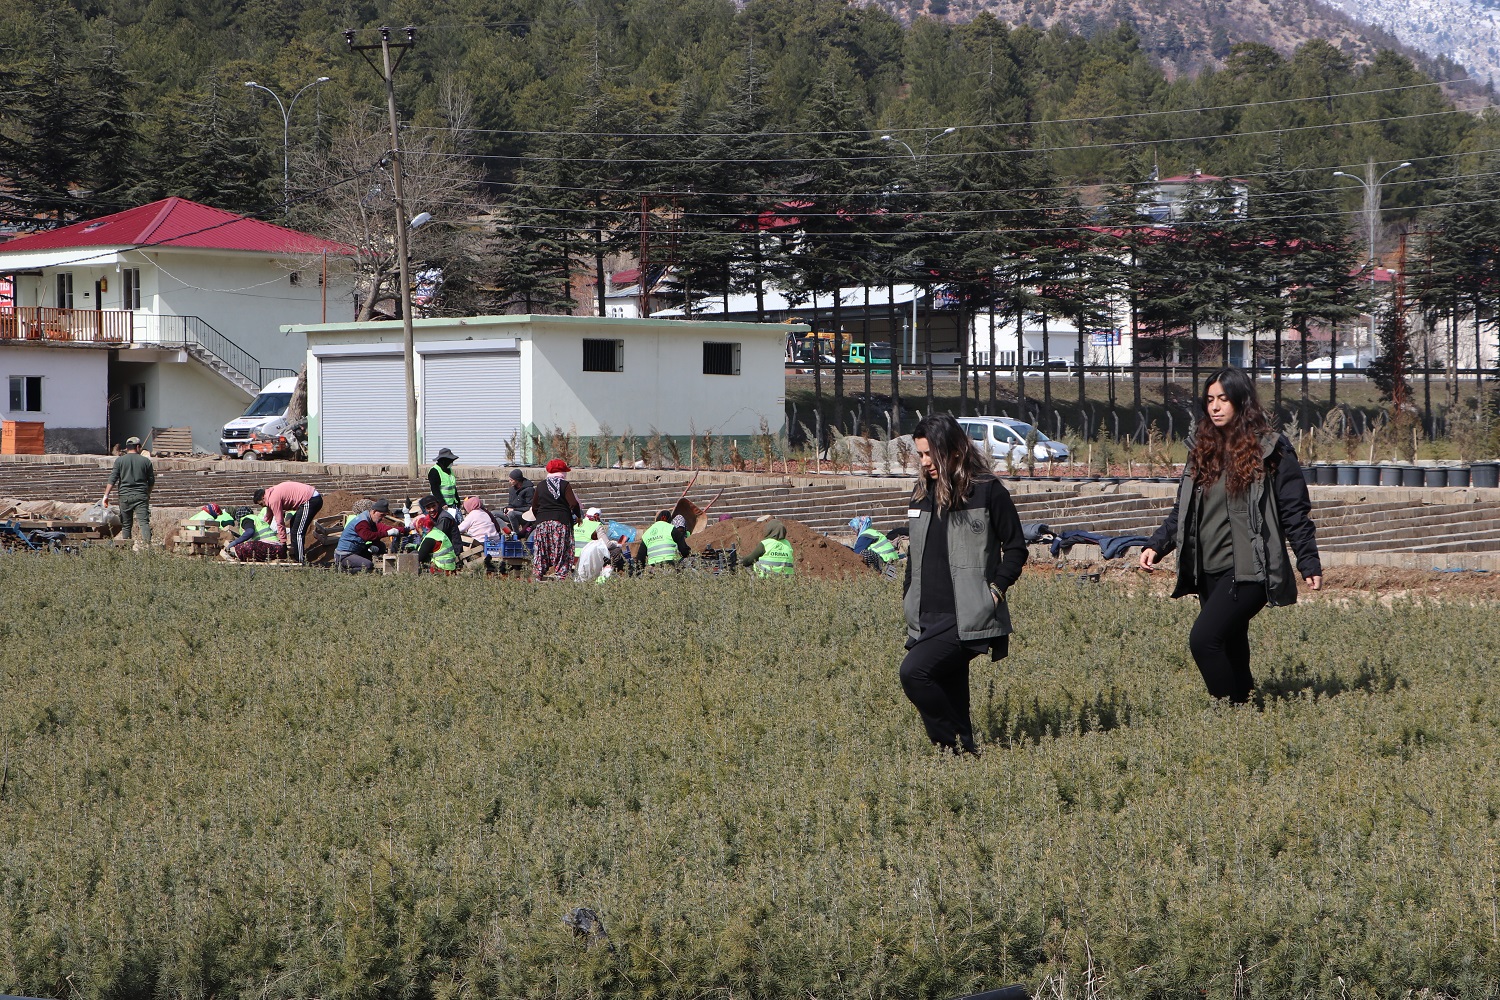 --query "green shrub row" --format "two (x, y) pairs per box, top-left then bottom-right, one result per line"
(1, 551), (1497, 999)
